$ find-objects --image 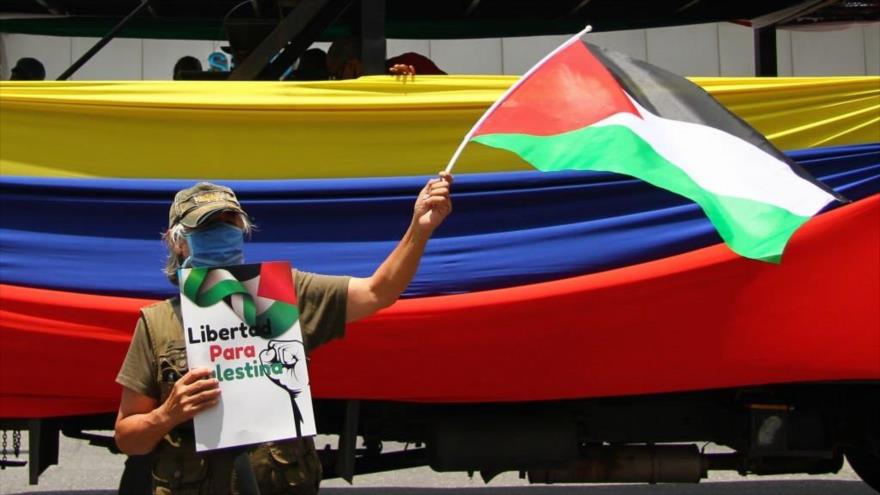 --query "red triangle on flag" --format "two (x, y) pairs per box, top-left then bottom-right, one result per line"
(472, 41), (638, 137)
(257, 261), (297, 306)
